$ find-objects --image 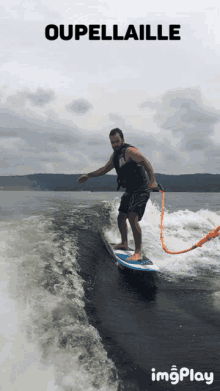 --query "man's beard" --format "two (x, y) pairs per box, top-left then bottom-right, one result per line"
(114, 144), (123, 151)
